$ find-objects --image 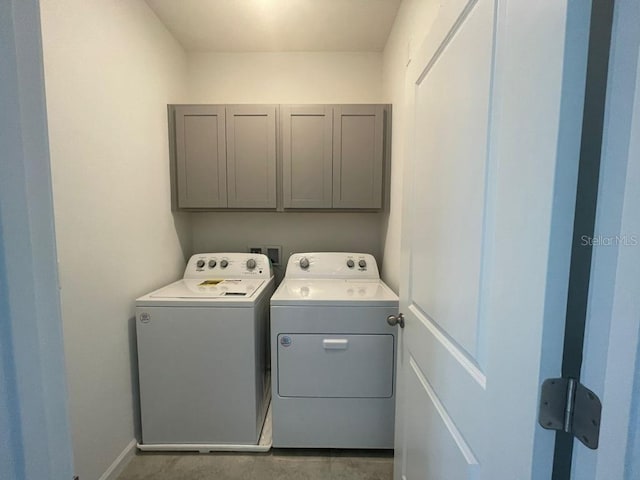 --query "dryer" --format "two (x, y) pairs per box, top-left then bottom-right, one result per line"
(270, 252), (399, 449)
(135, 253), (274, 452)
